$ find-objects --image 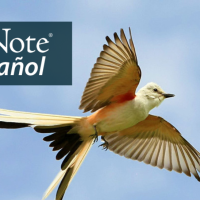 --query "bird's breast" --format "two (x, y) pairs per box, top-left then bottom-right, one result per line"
(87, 98), (148, 134)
